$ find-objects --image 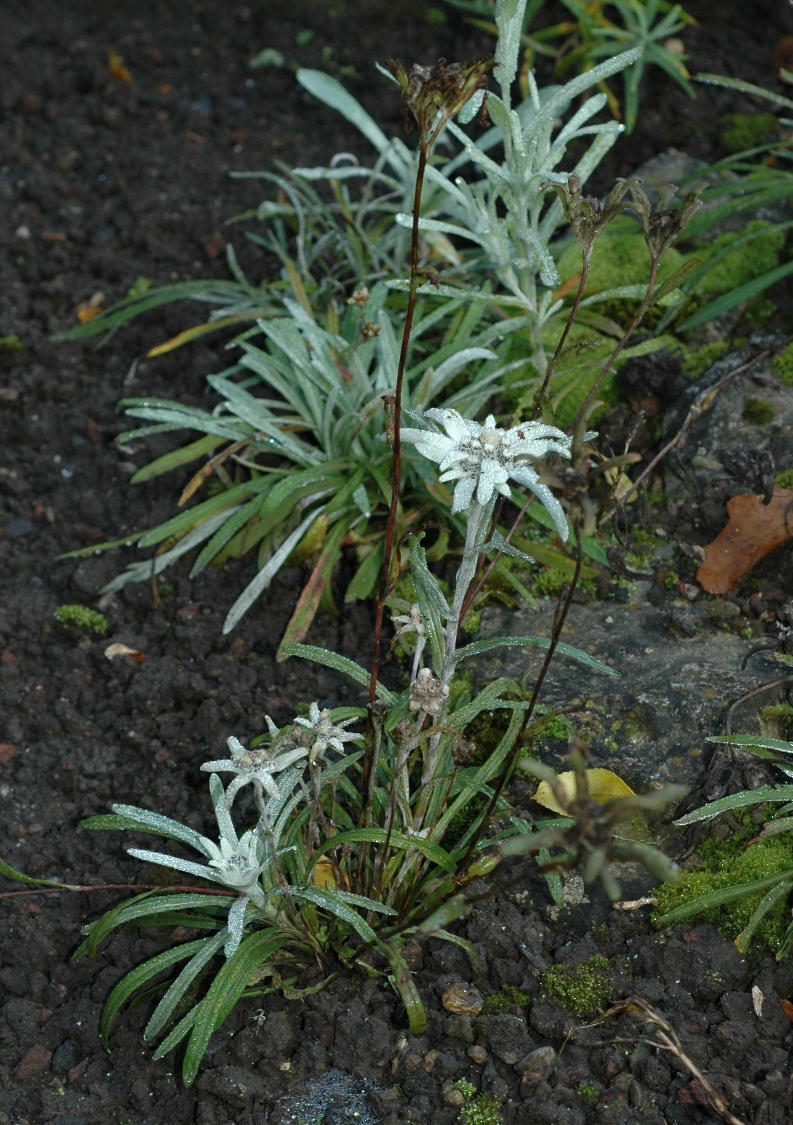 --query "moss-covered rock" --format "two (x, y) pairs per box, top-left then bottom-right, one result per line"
(719, 113), (778, 154)
(653, 824), (793, 951)
(541, 956), (611, 1018)
(692, 220), (786, 297)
